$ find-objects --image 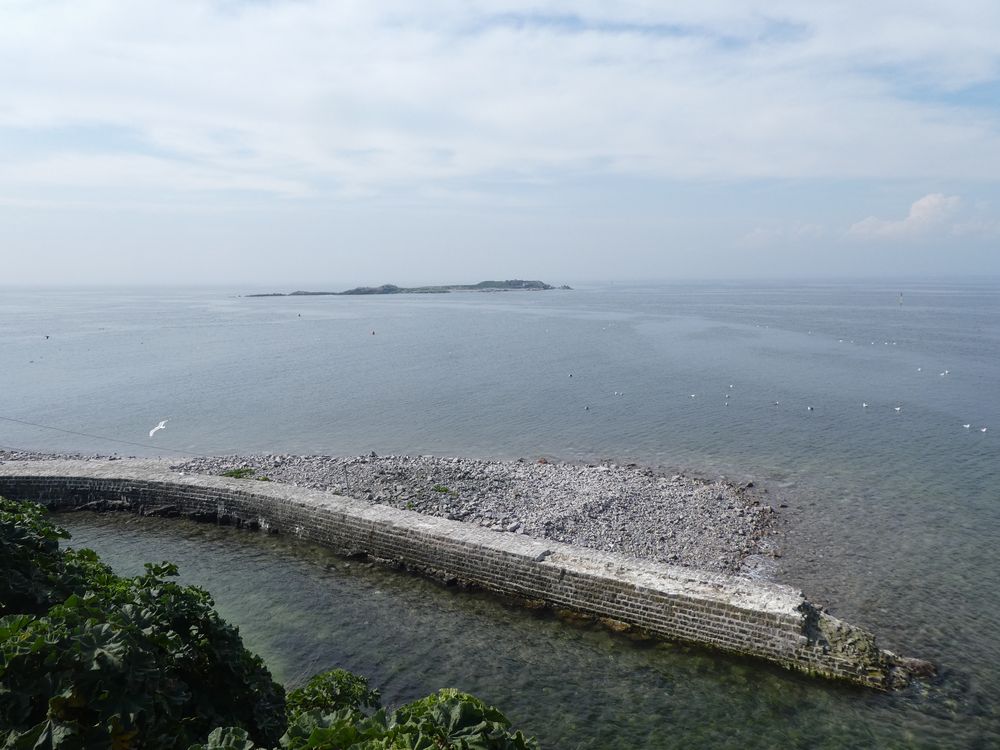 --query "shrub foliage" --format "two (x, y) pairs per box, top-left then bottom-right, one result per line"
(0, 497), (286, 749)
(0, 497), (538, 749)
